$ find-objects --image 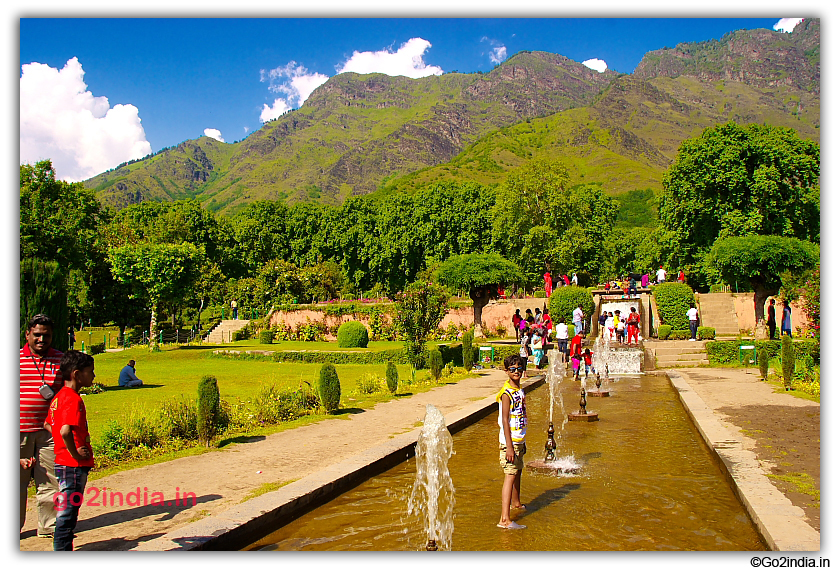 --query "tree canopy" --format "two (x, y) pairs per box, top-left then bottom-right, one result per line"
(660, 122), (820, 279)
(708, 235), (819, 323)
